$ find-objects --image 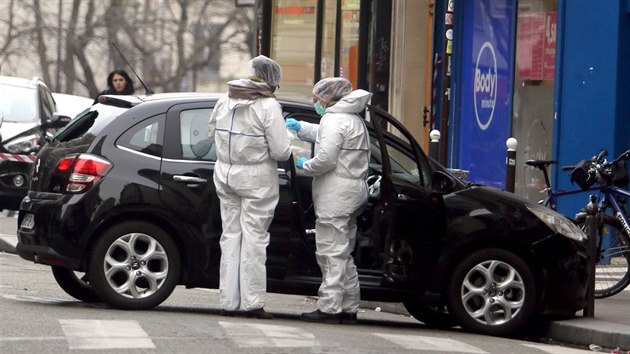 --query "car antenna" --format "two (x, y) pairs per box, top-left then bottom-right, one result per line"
(111, 42), (154, 95)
